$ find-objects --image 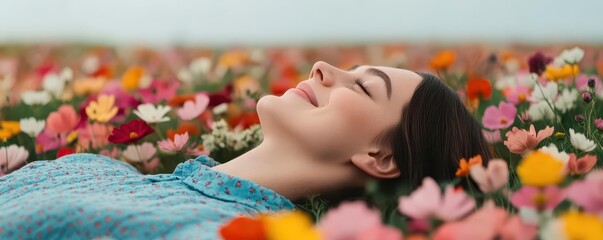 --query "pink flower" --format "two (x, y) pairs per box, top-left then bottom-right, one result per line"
(355, 225), (403, 240)
(595, 118), (603, 131)
(504, 124), (554, 154)
(482, 102), (517, 130)
(318, 201), (383, 240)
(186, 144), (210, 157)
(122, 142), (157, 163)
(177, 93), (210, 121)
(99, 147), (119, 159)
(510, 186), (565, 211)
(433, 201), (536, 240)
(575, 74), (602, 91)
(142, 157), (160, 173)
(46, 105), (79, 134)
(139, 79), (180, 104)
(482, 130), (502, 144)
(0, 145), (29, 176)
(77, 123), (113, 150)
(398, 177), (475, 221)
(568, 153), (597, 175)
(157, 132), (189, 152)
(469, 160), (509, 193)
(505, 86), (531, 105)
(566, 170), (603, 216)
(35, 128), (68, 153)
